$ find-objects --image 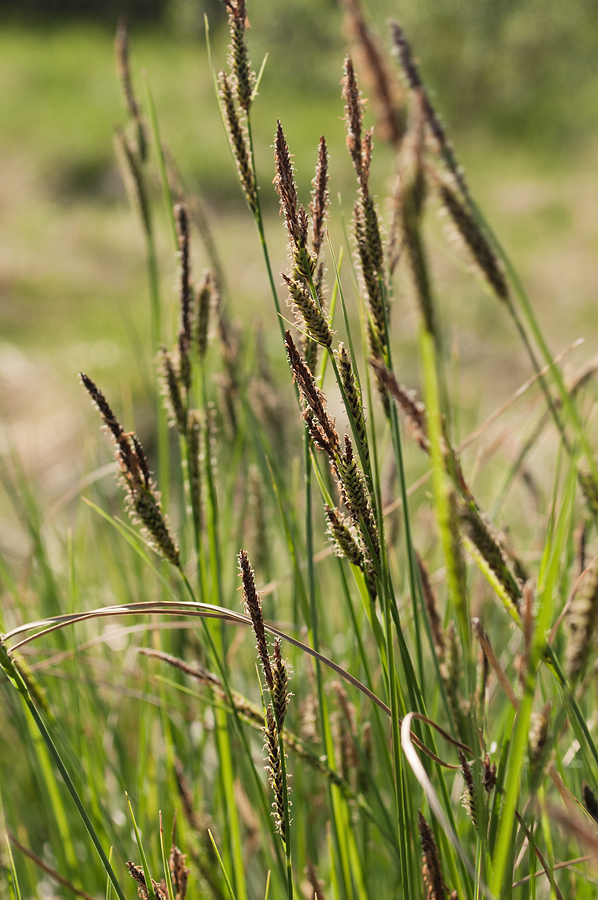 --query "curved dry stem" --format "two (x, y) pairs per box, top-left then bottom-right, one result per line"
(5, 602), (468, 770)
